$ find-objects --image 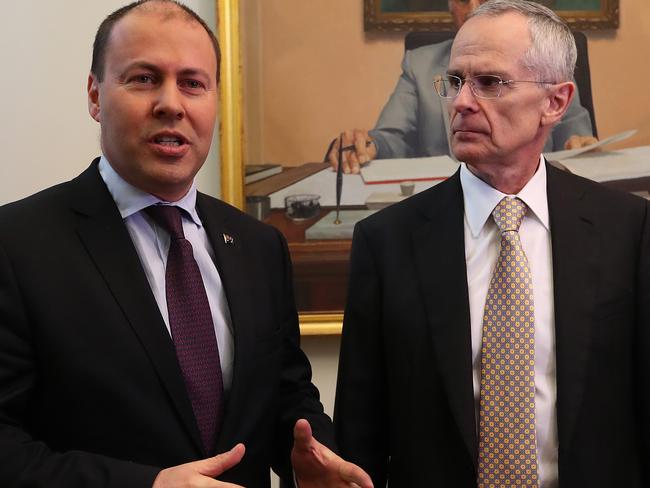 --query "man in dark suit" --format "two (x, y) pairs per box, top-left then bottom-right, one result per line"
(335, 0), (649, 486)
(0, 1), (372, 487)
